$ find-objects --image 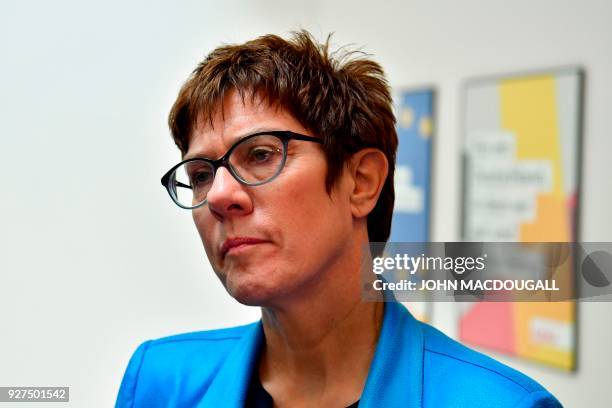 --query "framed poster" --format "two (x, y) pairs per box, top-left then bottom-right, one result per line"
(391, 88), (434, 242)
(459, 68), (584, 370)
(390, 88), (435, 321)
